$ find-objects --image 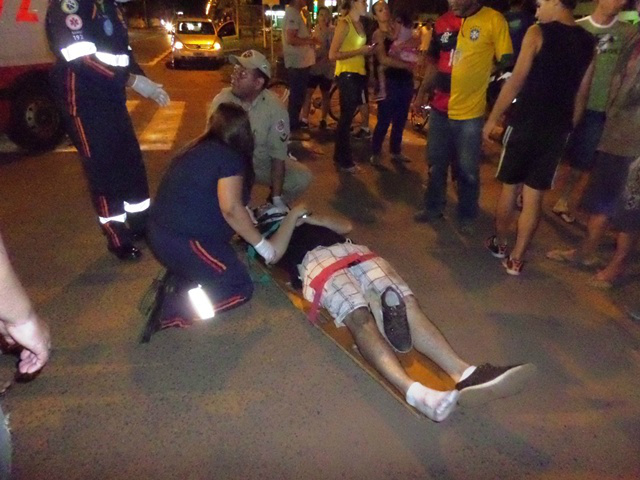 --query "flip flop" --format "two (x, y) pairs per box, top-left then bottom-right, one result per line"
(545, 249), (600, 267)
(551, 208), (576, 224)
